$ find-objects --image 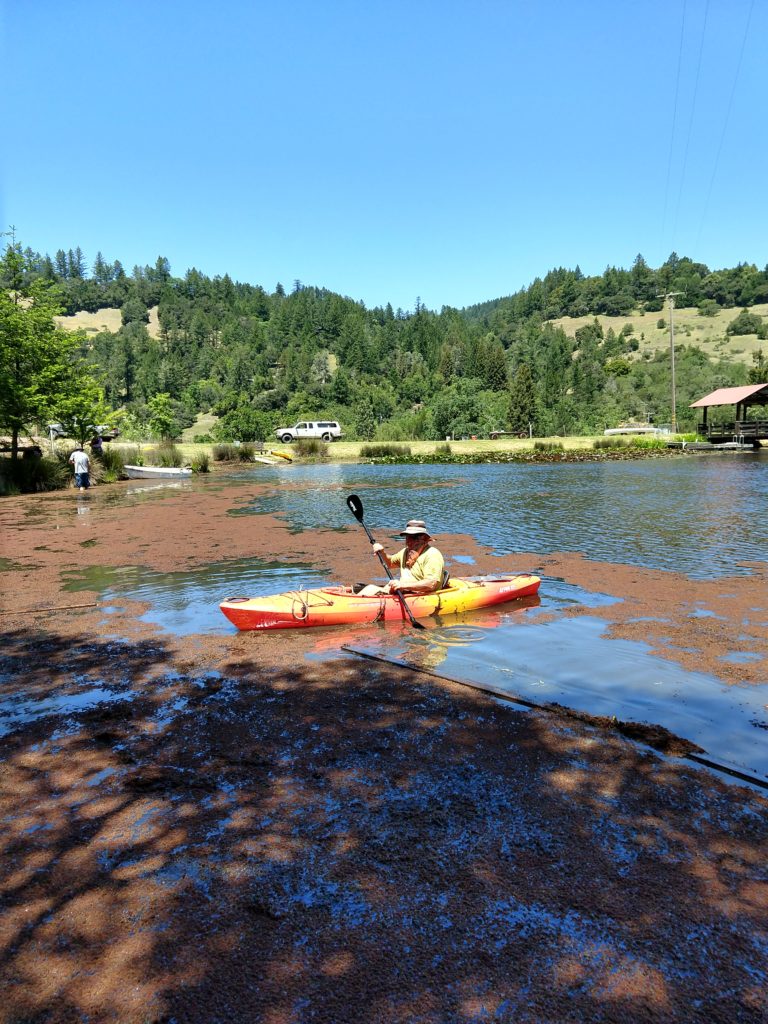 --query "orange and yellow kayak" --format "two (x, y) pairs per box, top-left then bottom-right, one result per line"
(220, 574), (541, 631)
